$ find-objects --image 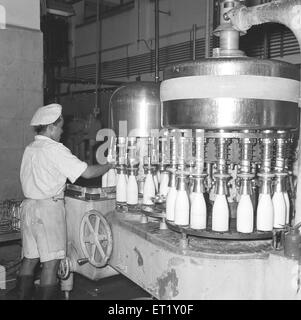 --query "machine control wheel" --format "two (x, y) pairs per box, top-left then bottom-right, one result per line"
(58, 257), (71, 280)
(79, 210), (113, 268)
